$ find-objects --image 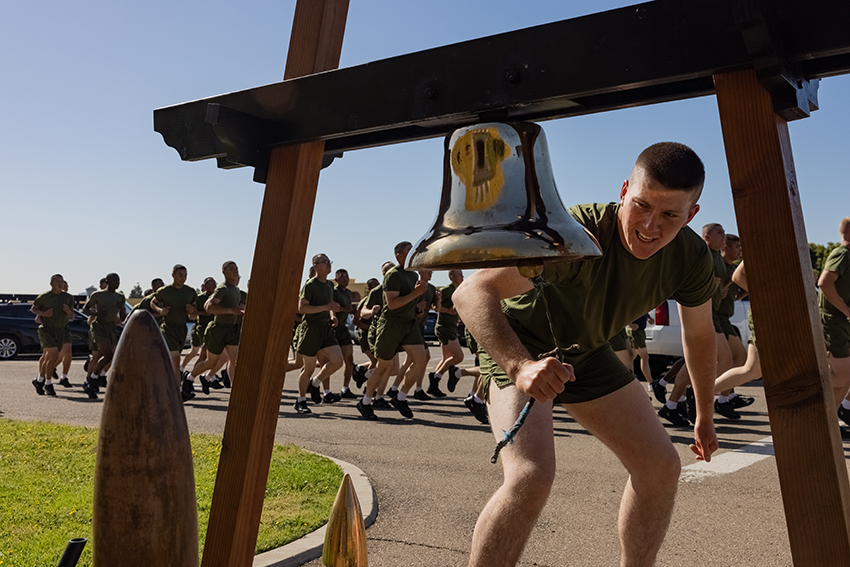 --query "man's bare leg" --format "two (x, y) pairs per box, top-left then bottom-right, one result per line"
(60, 343), (72, 384)
(829, 354), (850, 408)
(715, 344), (761, 393)
(468, 386), (556, 567)
(566, 380), (681, 567)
